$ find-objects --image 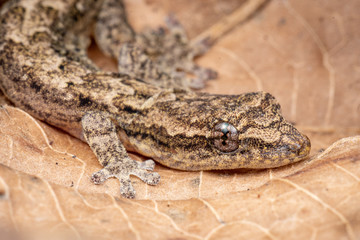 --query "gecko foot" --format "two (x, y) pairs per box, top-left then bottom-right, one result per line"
(186, 67), (217, 89)
(91, 159), (160, 199)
